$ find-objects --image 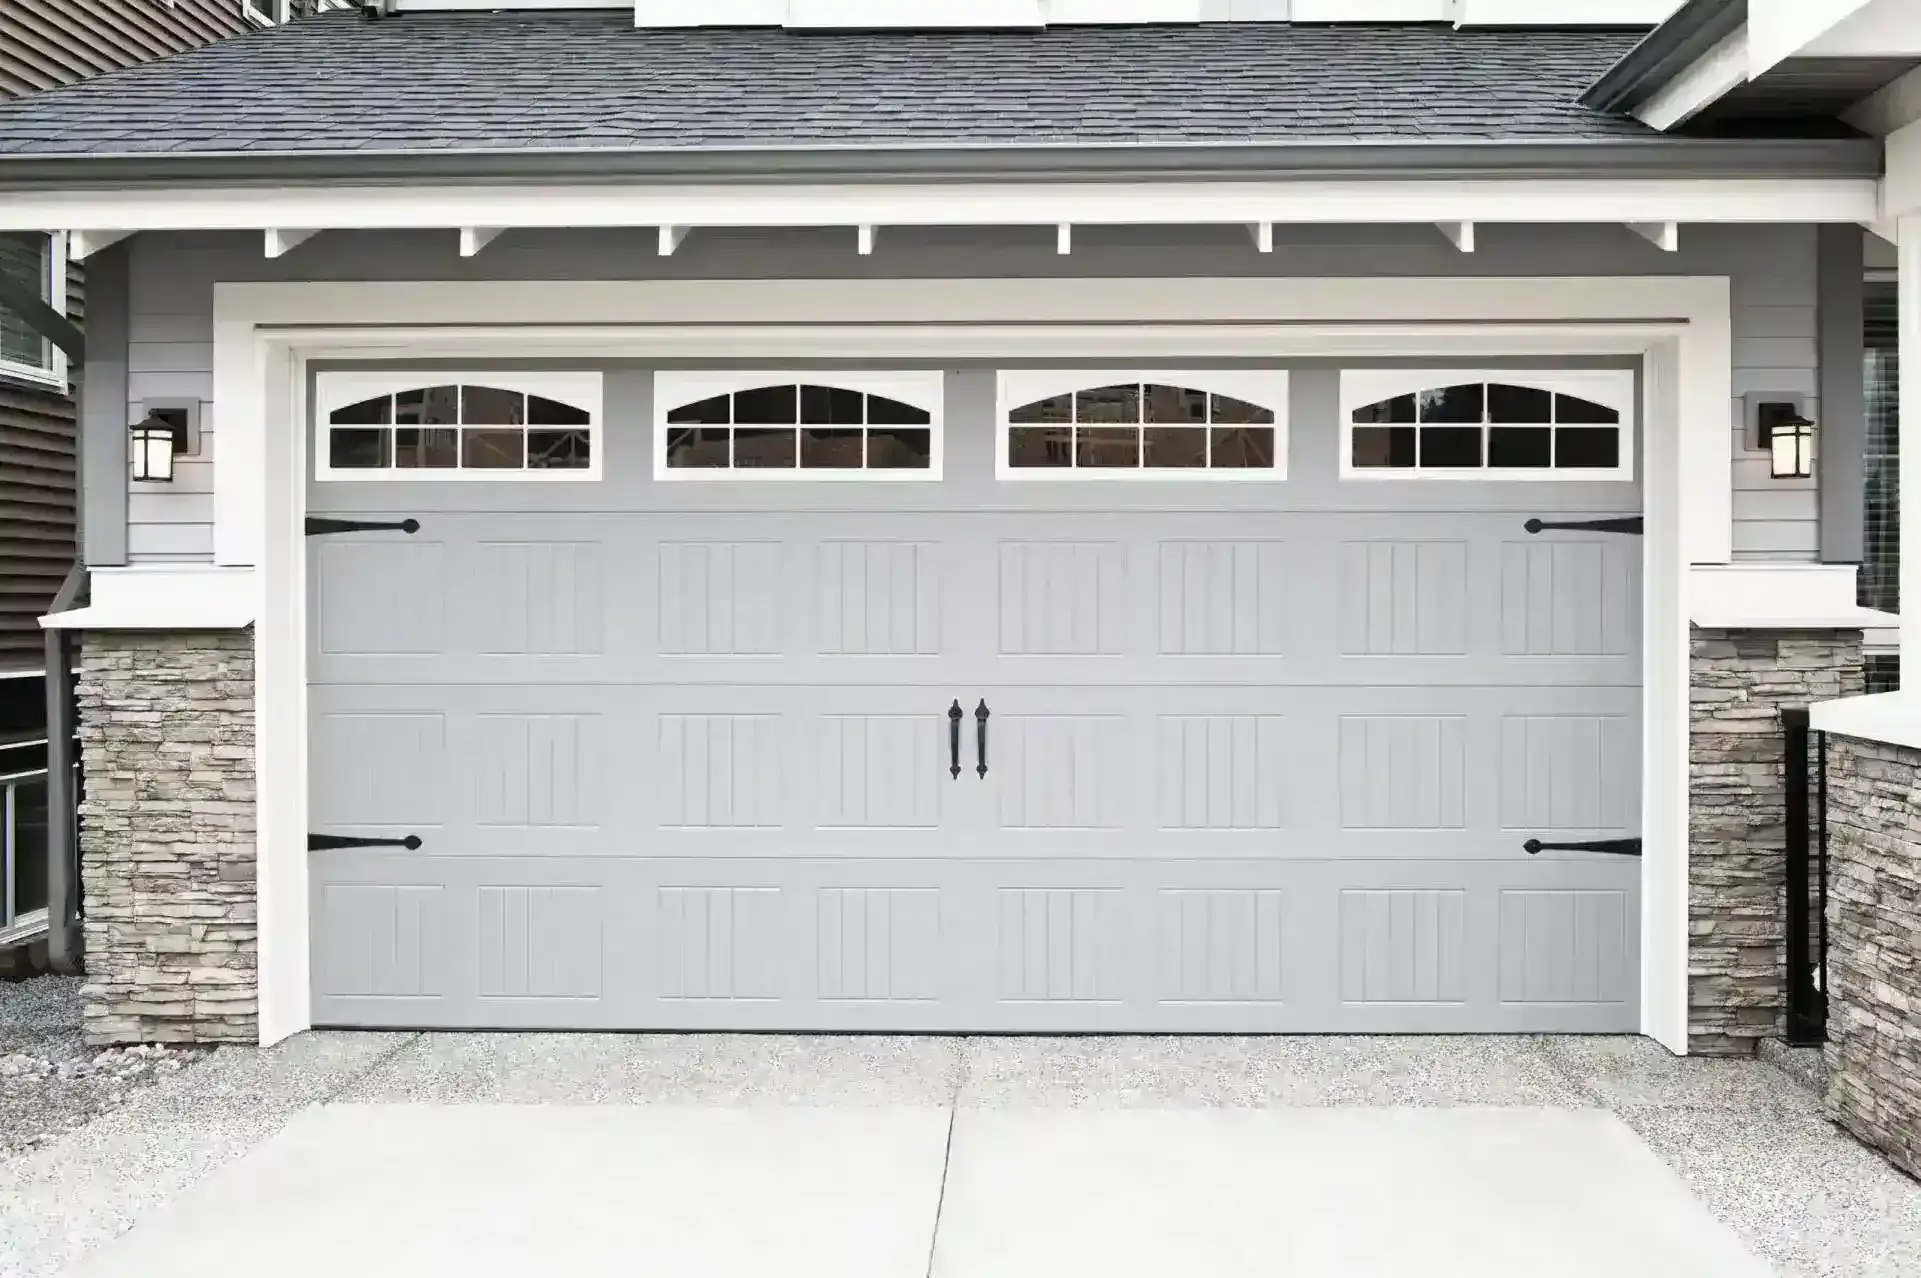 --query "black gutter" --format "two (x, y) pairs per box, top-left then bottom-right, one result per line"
(0, 134), (1883, 188)
(1581, 0), (1749, 114)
